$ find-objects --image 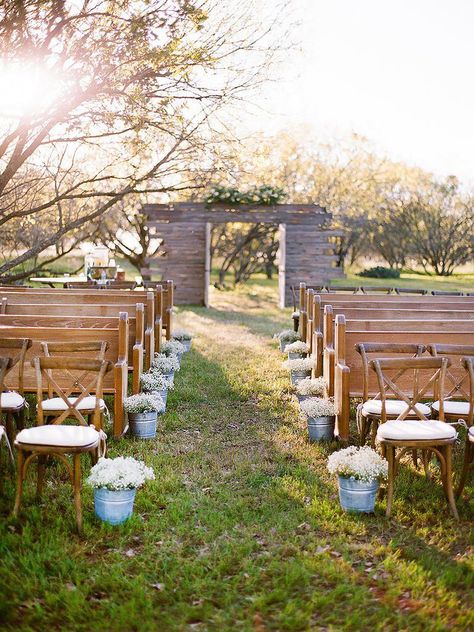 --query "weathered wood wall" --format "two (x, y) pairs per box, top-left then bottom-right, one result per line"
(142, 203), (344, 306)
